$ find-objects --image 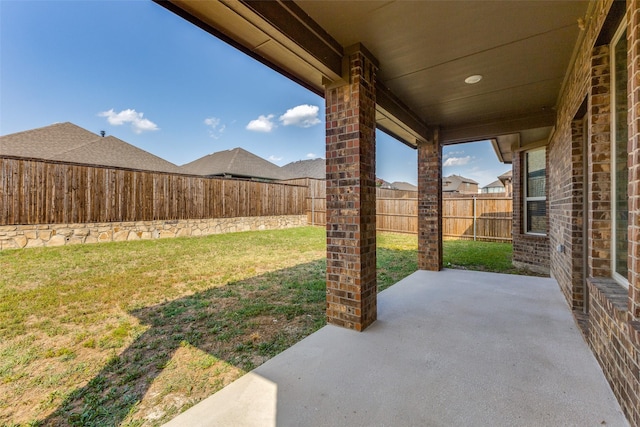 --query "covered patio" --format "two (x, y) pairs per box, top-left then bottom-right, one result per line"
(164, 269), (627, 426)
(156, 0), (640, 423)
